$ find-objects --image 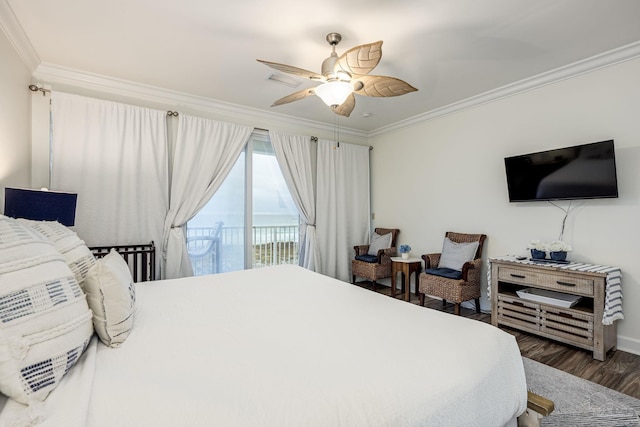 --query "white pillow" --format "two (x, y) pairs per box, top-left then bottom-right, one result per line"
(83, 249), (136, 347)
(17, 219), (96, 286)
(438, 237), (480, 271)
(367, 231), (392, 255)
(0, 215), (94, 404)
